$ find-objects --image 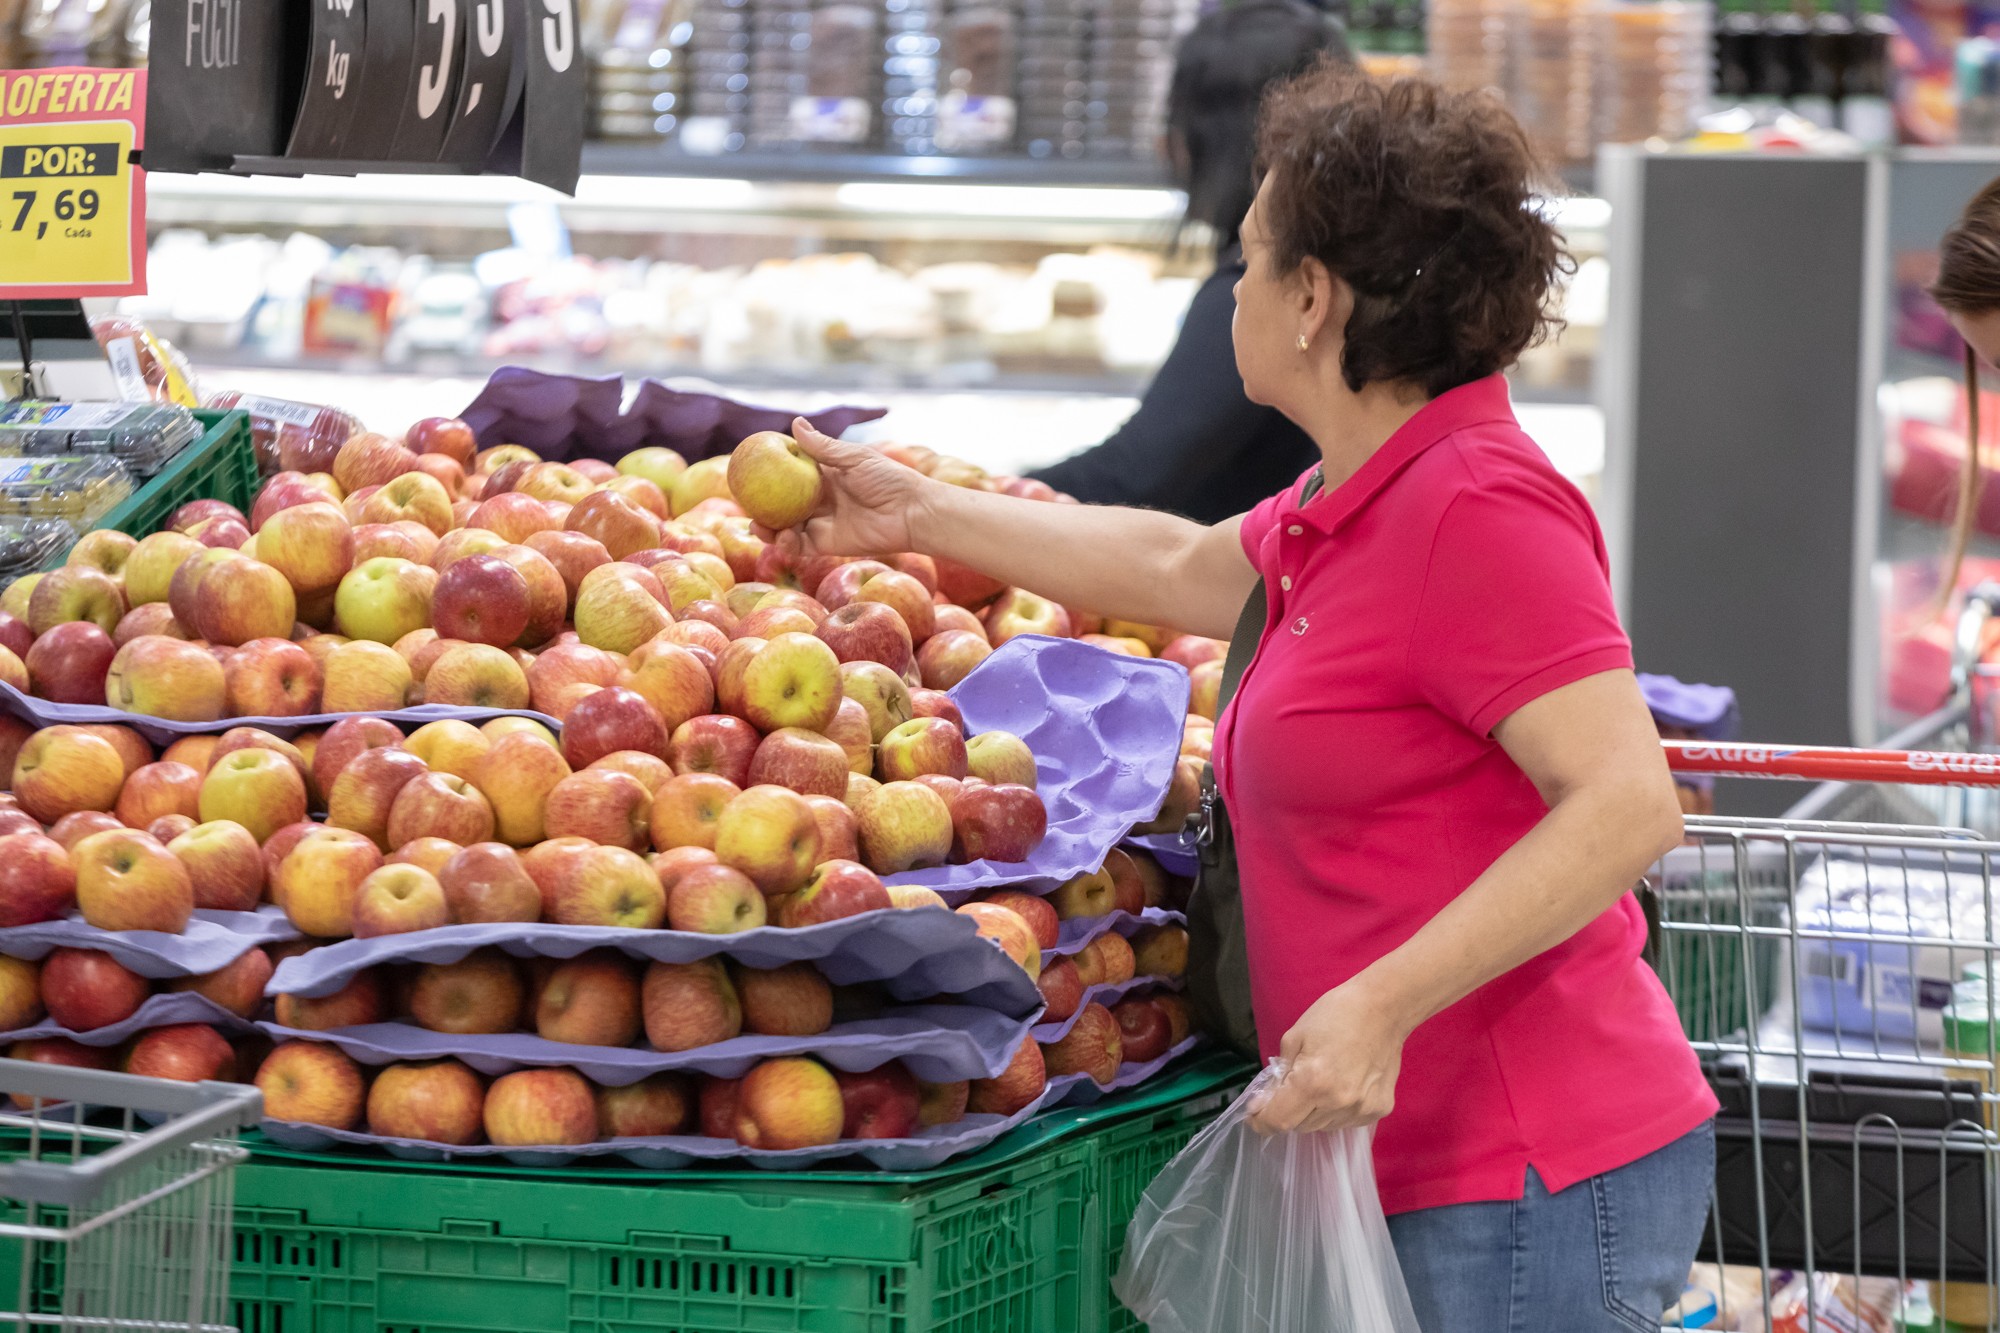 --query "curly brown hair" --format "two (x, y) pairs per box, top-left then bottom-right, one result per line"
(1254, 65), (1572, 397)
